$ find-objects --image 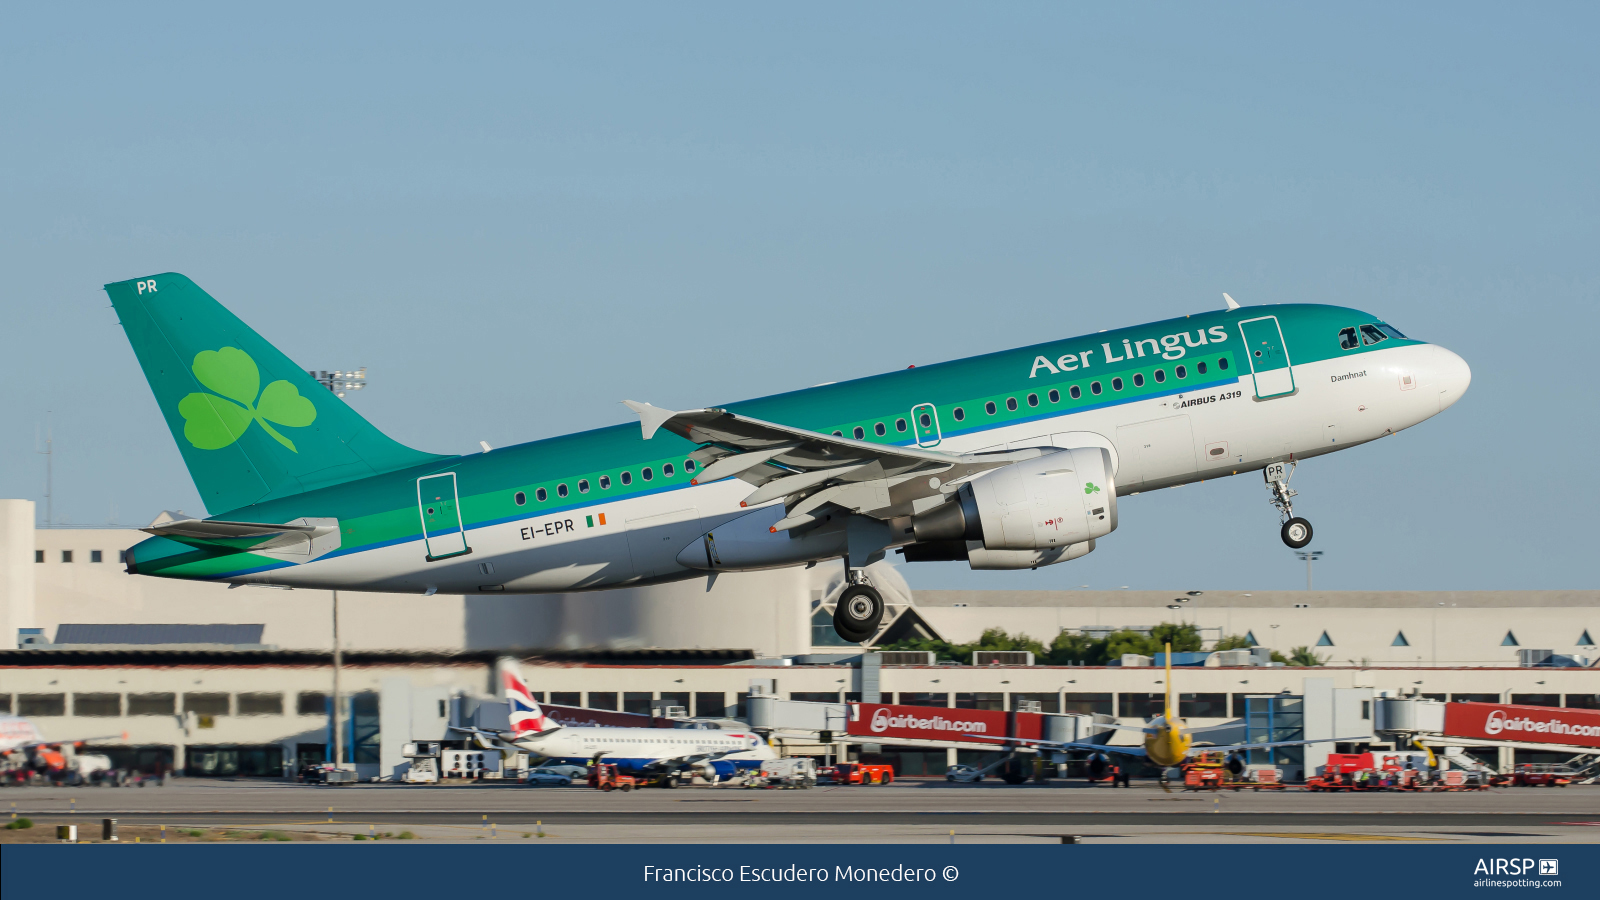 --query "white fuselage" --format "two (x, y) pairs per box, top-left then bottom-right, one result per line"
(510, 725), (773, 775)
(232, 342), (1469, 593)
